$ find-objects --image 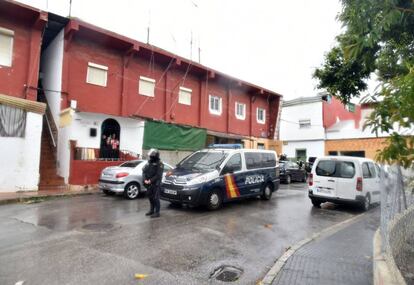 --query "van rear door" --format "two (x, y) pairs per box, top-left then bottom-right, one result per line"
(313, 159), (337, 198)
(335, 160), (357, 200)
